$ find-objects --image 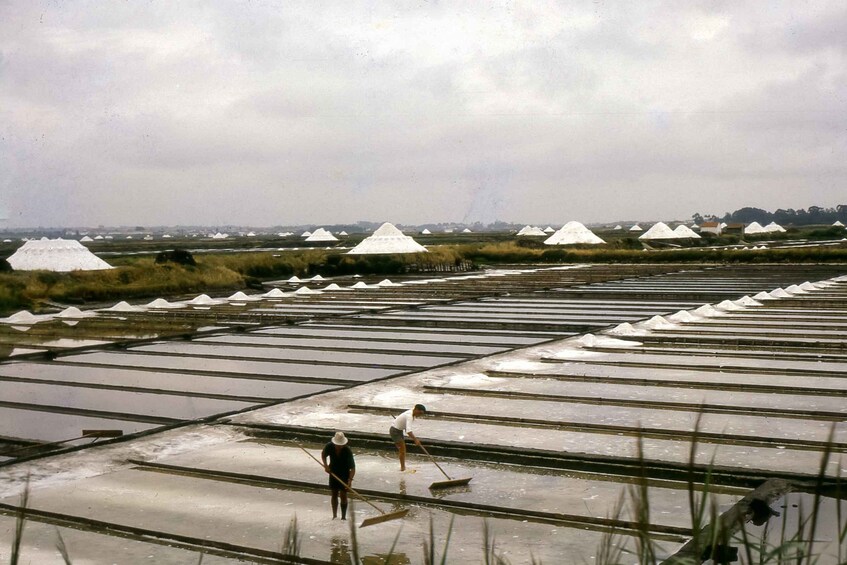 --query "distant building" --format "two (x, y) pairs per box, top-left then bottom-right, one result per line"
(699, 221), (721, 235)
